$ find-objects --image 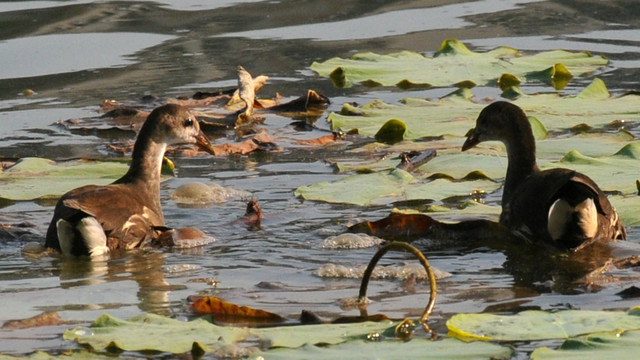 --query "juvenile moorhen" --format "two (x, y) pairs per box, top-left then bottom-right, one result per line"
(462, 101), (625, 251)
(45, 104), (217, 256)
